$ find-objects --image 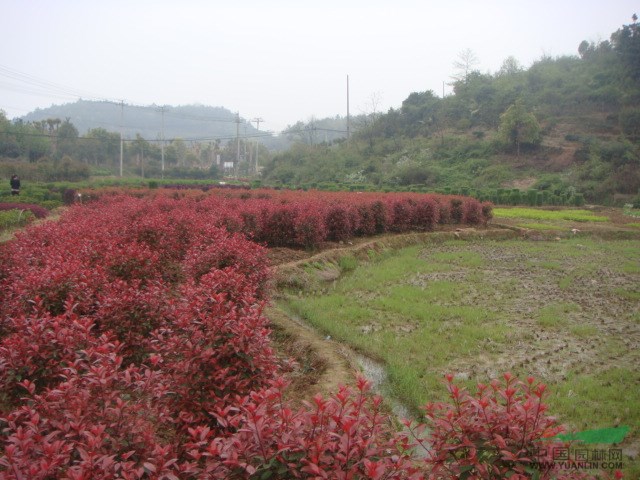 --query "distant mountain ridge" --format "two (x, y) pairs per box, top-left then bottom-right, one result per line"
(20, 100), (267, 143)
